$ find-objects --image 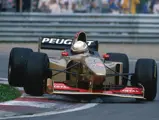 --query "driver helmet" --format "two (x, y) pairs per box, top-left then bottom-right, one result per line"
(71, 41), (88, 53)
